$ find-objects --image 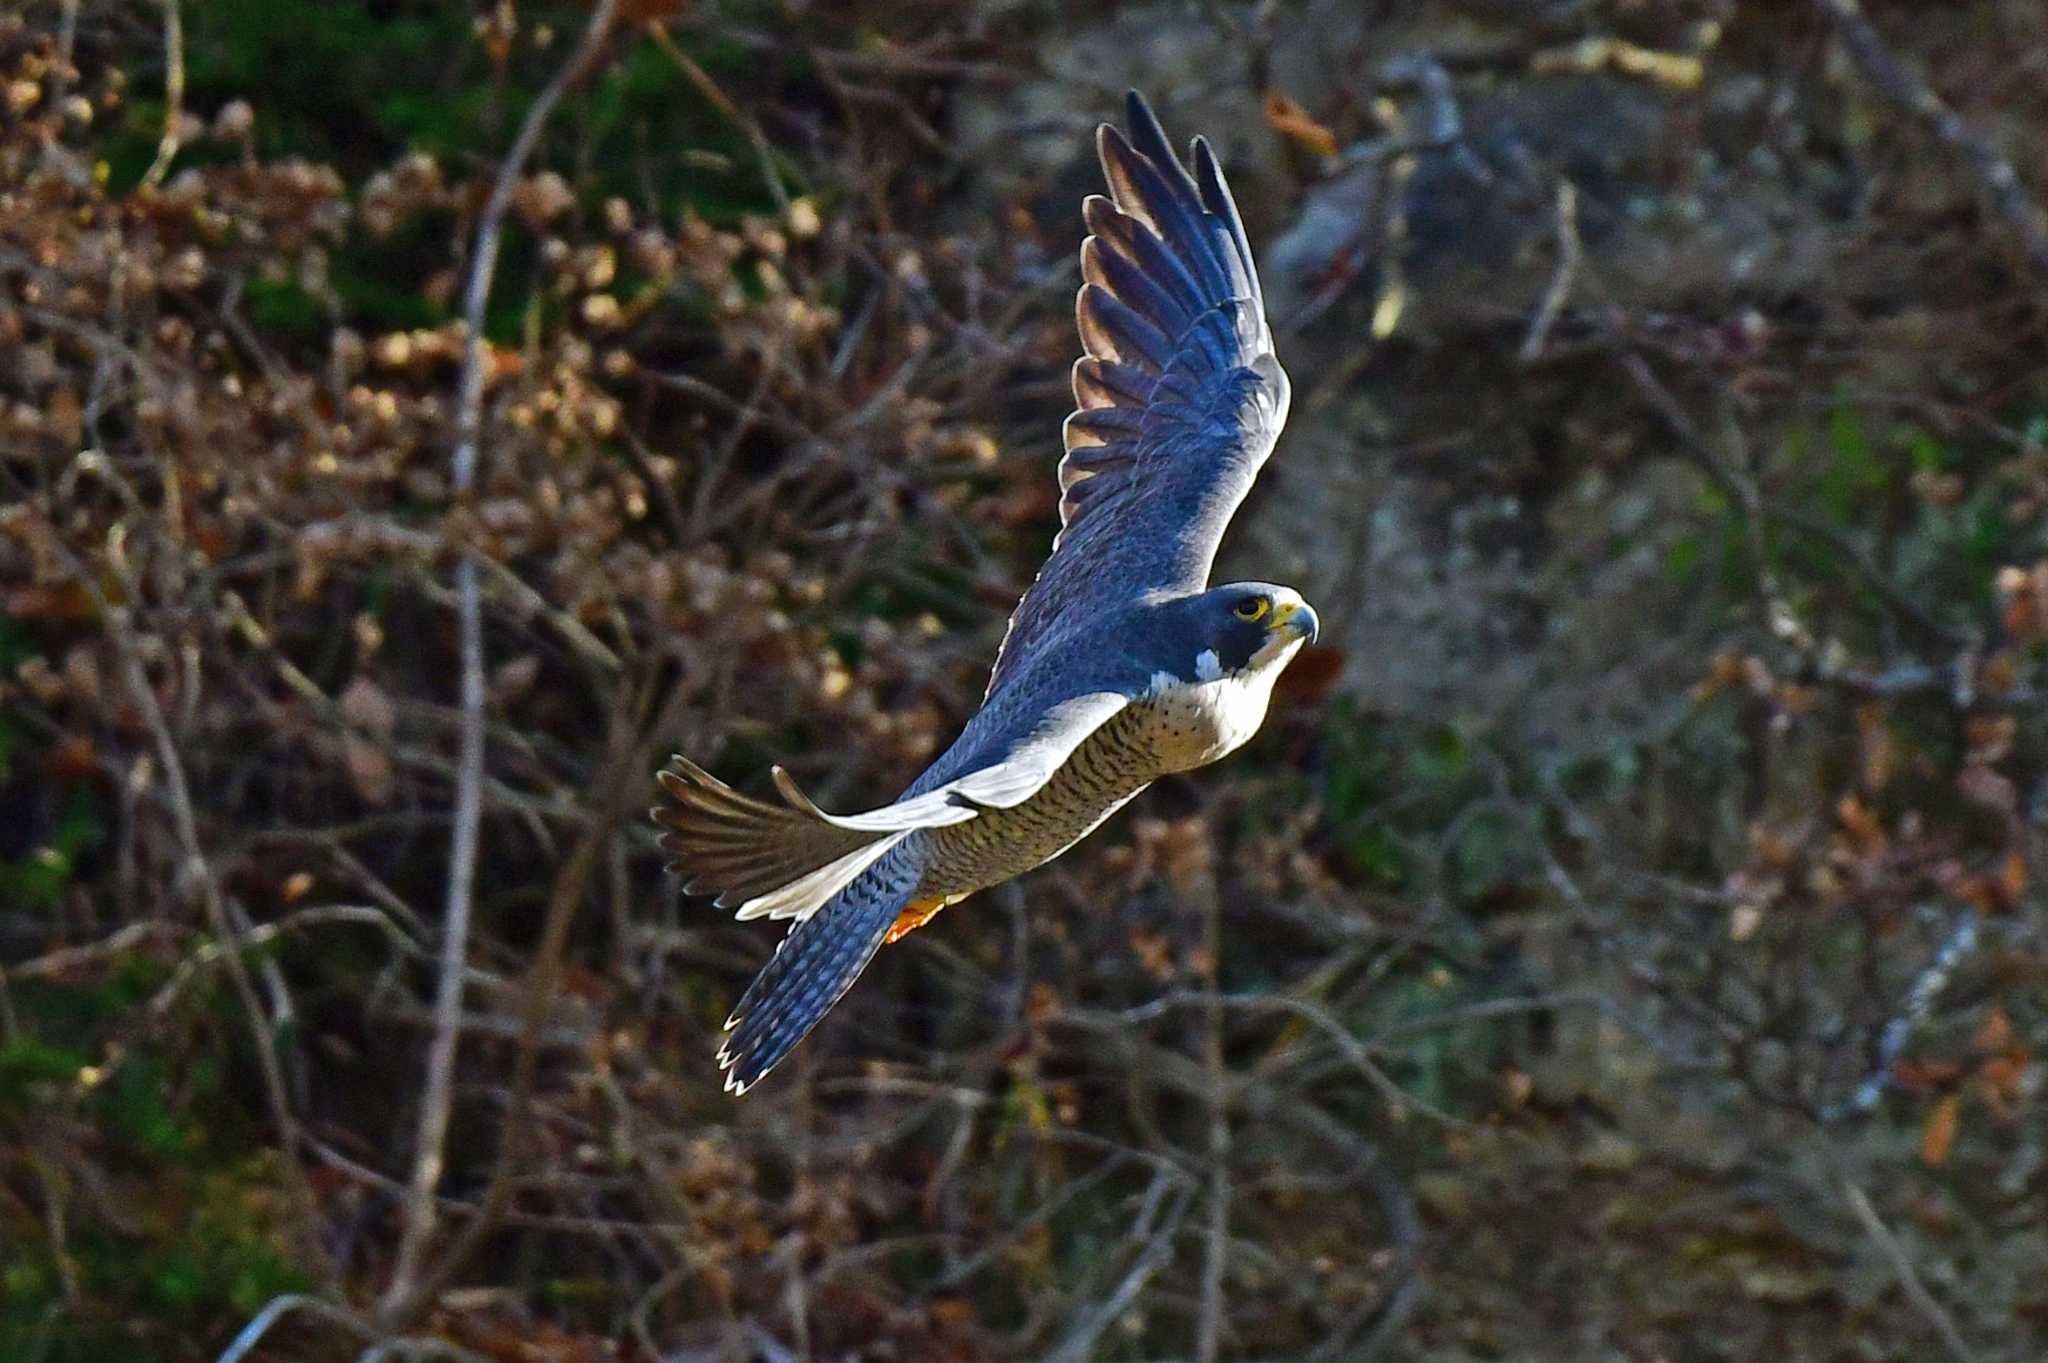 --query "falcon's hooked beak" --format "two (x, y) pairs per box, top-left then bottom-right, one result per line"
(1270, 598), (1320, 646)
